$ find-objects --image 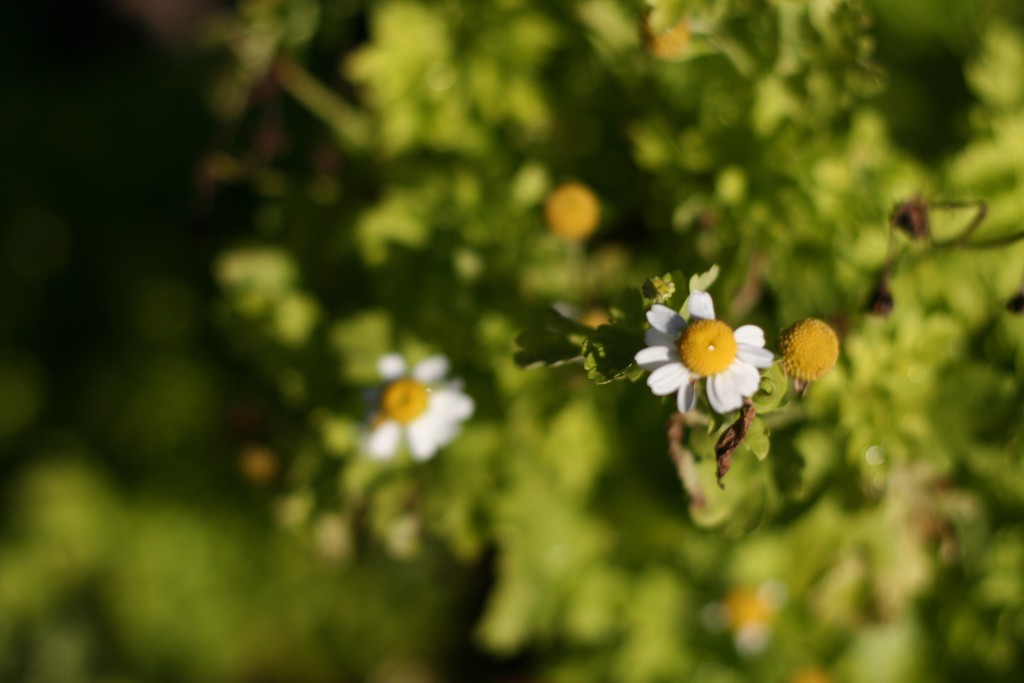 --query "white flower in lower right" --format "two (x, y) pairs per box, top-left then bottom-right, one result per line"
(634, 291), (774, 414)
